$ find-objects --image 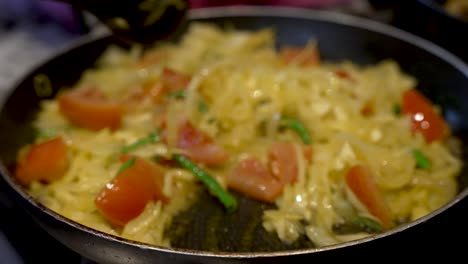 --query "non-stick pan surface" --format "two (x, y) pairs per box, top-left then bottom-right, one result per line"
(1, 6), (468, 264)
